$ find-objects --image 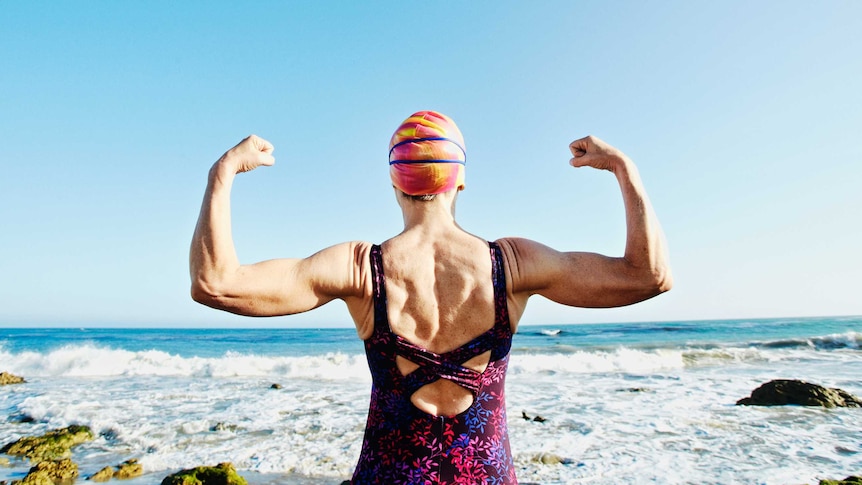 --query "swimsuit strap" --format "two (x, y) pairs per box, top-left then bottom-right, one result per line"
(397, 337), (484, 394)
(369, 244), (389, 336)
(489, 241), (513, 360)
(489, 241), (510, 331)
(369, 242), (512, 394)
